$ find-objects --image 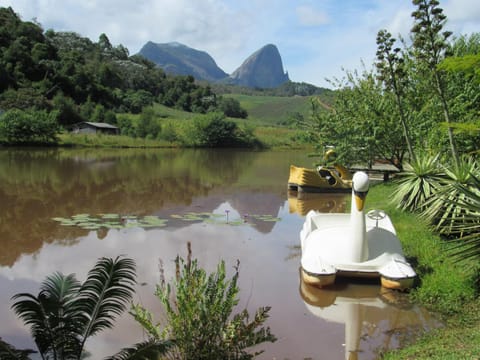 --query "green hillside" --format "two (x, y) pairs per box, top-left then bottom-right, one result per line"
(224, 94), (312, 126)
